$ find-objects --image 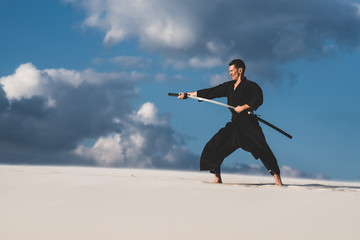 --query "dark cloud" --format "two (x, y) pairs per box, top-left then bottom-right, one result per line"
(67, 0), (360, 81)
(0, 63), (198, 170)
(0, 86), (9, 112)
(222, 163), (268, 175)
(0, 64), (135, 151)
